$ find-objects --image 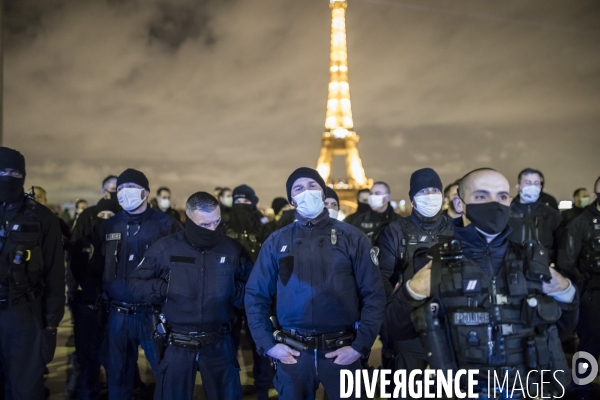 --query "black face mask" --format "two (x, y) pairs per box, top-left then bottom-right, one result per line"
(232, 203), (254, 213)
(0, 176), (24, 204)
(465, 202), (511, 235)
(356, 202), (370, 213)
(108, 190), (118, 201)
(184, 215), (222, 249)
